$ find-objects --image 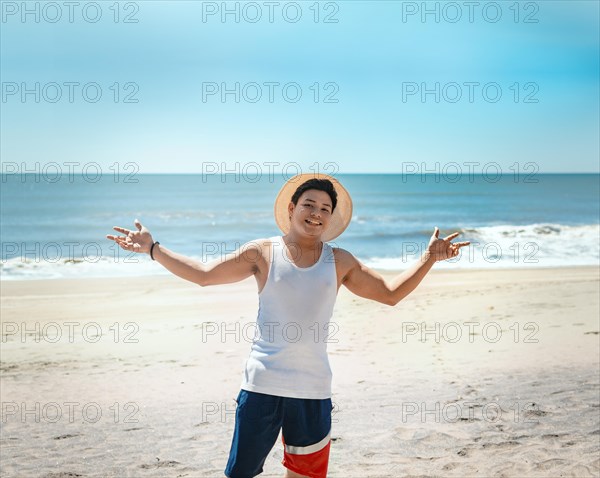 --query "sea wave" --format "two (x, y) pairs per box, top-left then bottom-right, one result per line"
(0, 255), (172, 281)
(365, 223), (600, 270)
(1, 223), (598, 279)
